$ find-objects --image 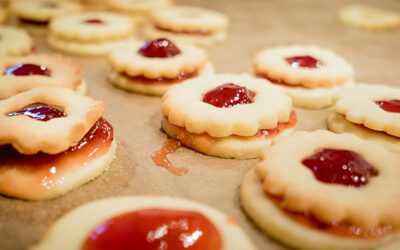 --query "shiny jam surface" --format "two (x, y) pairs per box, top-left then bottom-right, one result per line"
(155, 25), (211, 36)
(202, 83), (256, 108)
(4, 63), (51, 77)
(138, 38), (181, 58)
(285, 55), (323, 68)
(84, 19), (104, 24)
(302, 148), (378, 187)
(151, 139), (188, 176)
(123, 71), (198, 85)
(375, 100), (400, 113)
(7, 103), (66, 122)
(82, 208), (222, 250)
